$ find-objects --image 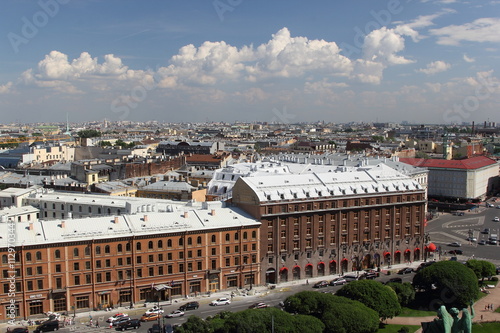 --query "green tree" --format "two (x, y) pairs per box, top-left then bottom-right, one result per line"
(413, 261), (478, 308)
(77, 129), (101, 138)
(386, 282), (415, 306)
(99, 141), (112, 147)
(336, 280), (401, 320)
(467, 259), (497, 281)
(174, 315), (212, 333)
(283, 291), (378, 333)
